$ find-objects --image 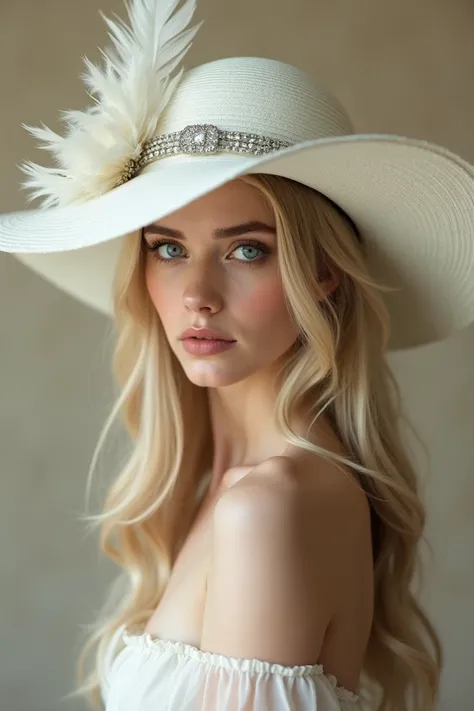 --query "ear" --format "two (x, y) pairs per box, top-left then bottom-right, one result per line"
(317, 267), (341, 299)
